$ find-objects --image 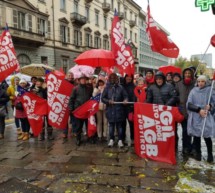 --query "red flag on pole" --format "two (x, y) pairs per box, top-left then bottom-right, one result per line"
(0, 27), (19, 82)
(111, 10), (134, 75)
(46, 72), (74, 129)
(134, 103), (184, 164)
(146, 5), (179, 58)
(73, 94), (100, 119)
(21, 92), (47, 136)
